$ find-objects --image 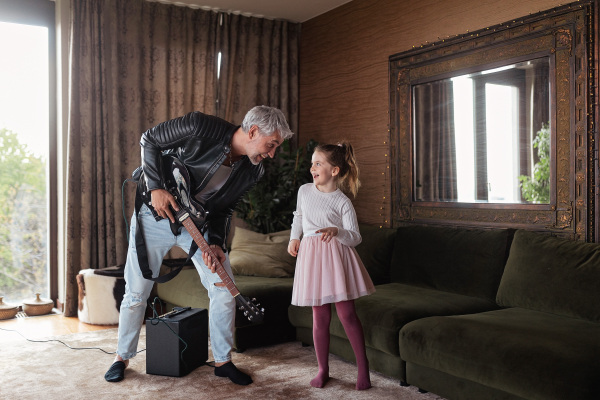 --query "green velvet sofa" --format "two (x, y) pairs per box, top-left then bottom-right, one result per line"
(288, 224), (513, 384)
(288, 226), (600, 400)
(400, 229), (600, 400)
